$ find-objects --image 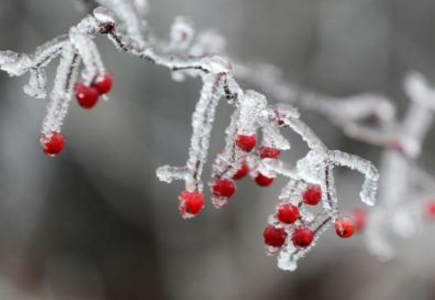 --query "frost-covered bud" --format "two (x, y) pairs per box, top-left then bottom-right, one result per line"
(170, 17), (195, 51)
(93, 7), (117, 34)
